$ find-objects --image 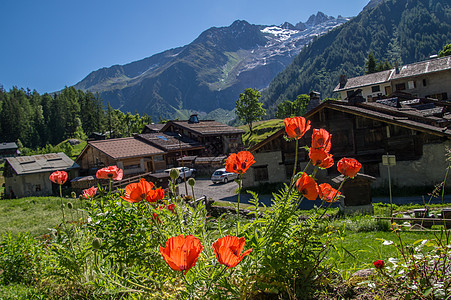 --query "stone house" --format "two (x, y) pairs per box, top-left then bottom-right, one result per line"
(334, 55), (451, 102)
(244, 98), (451, 191)
(3, 152), (79, 198)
